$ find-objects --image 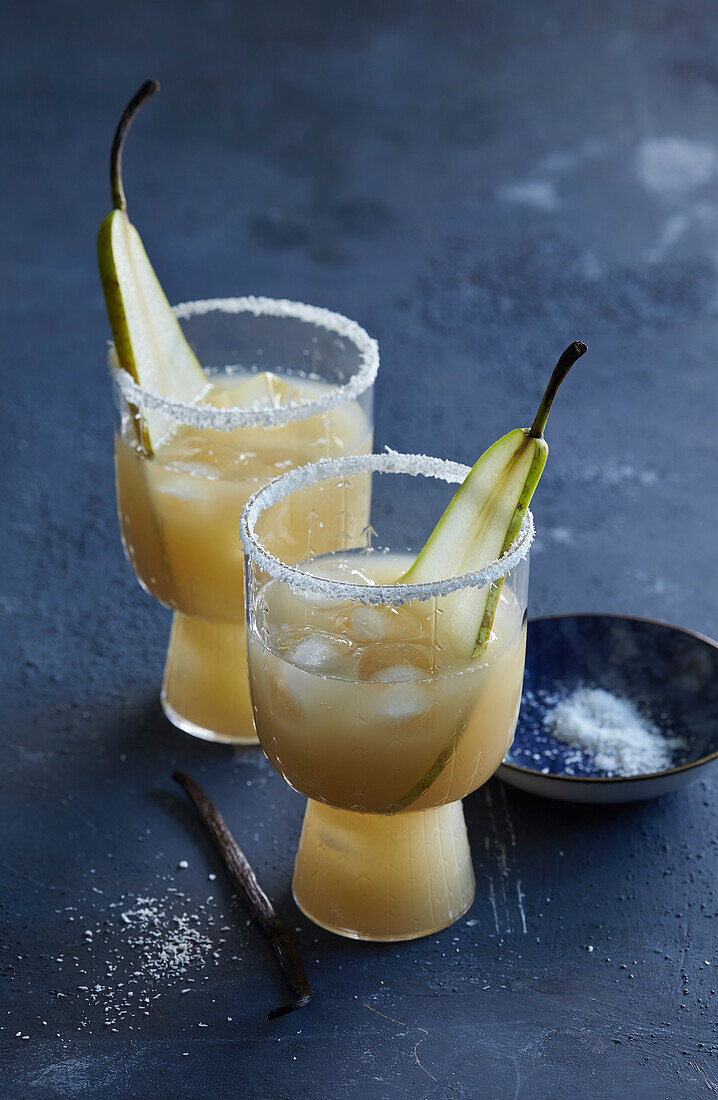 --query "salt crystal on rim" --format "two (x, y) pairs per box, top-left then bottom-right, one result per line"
(240, 450), (534, 607)
(109, 296), (379, 431)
